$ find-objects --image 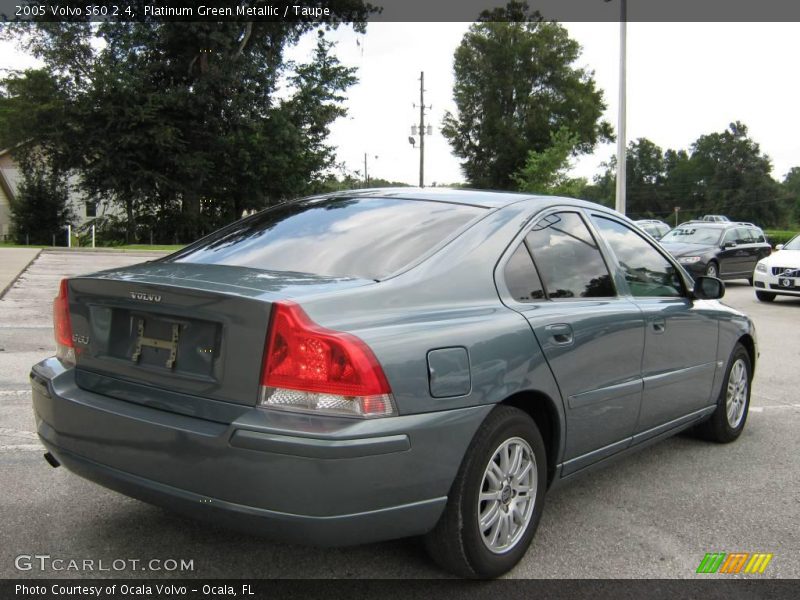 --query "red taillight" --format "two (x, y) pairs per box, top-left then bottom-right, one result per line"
(53, 278), (75, 365)
(259, 302), (395, 418)
(262, 302), (390, 396)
